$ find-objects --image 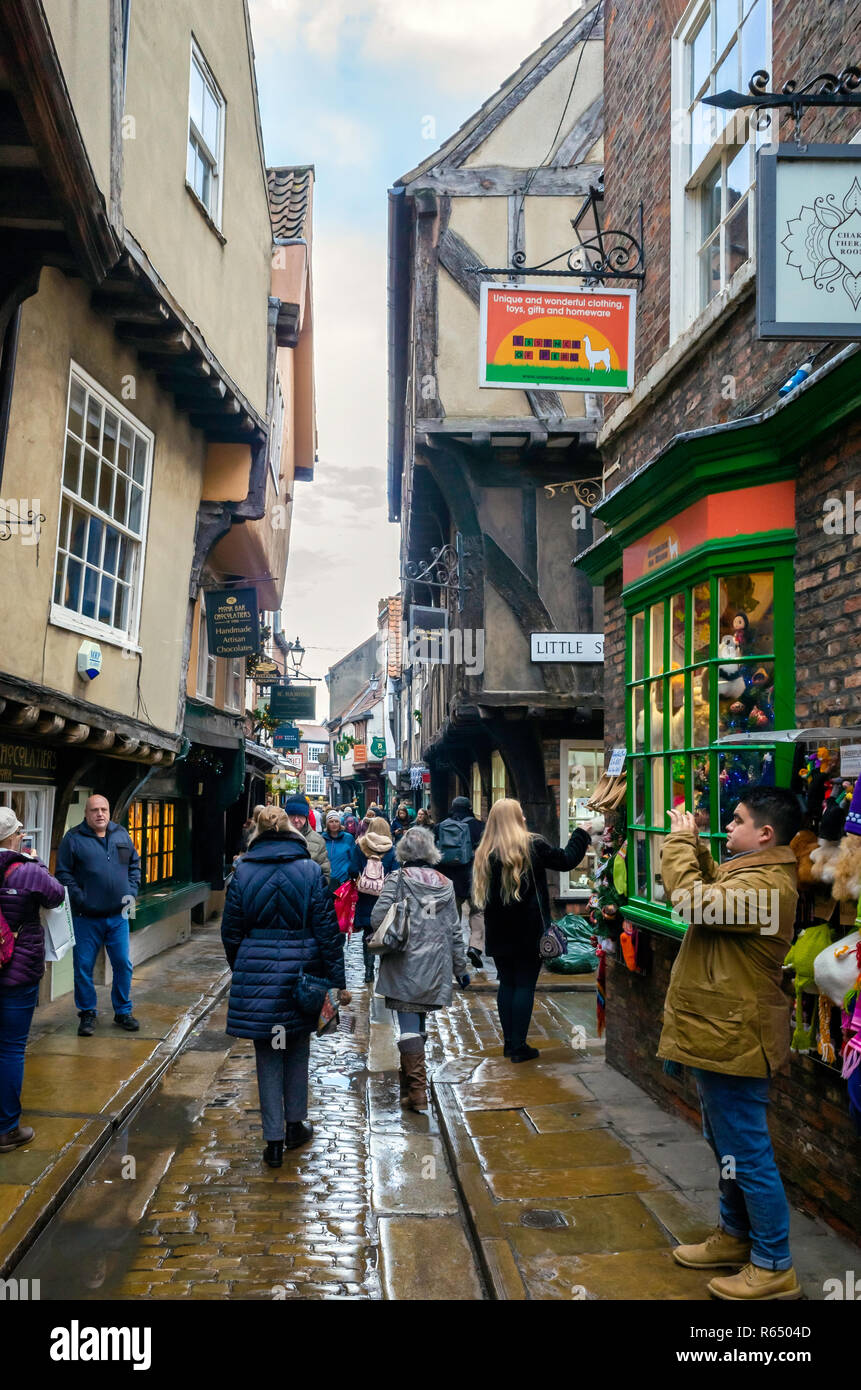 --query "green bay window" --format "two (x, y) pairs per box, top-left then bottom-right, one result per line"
(624, 540), (795, 935)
